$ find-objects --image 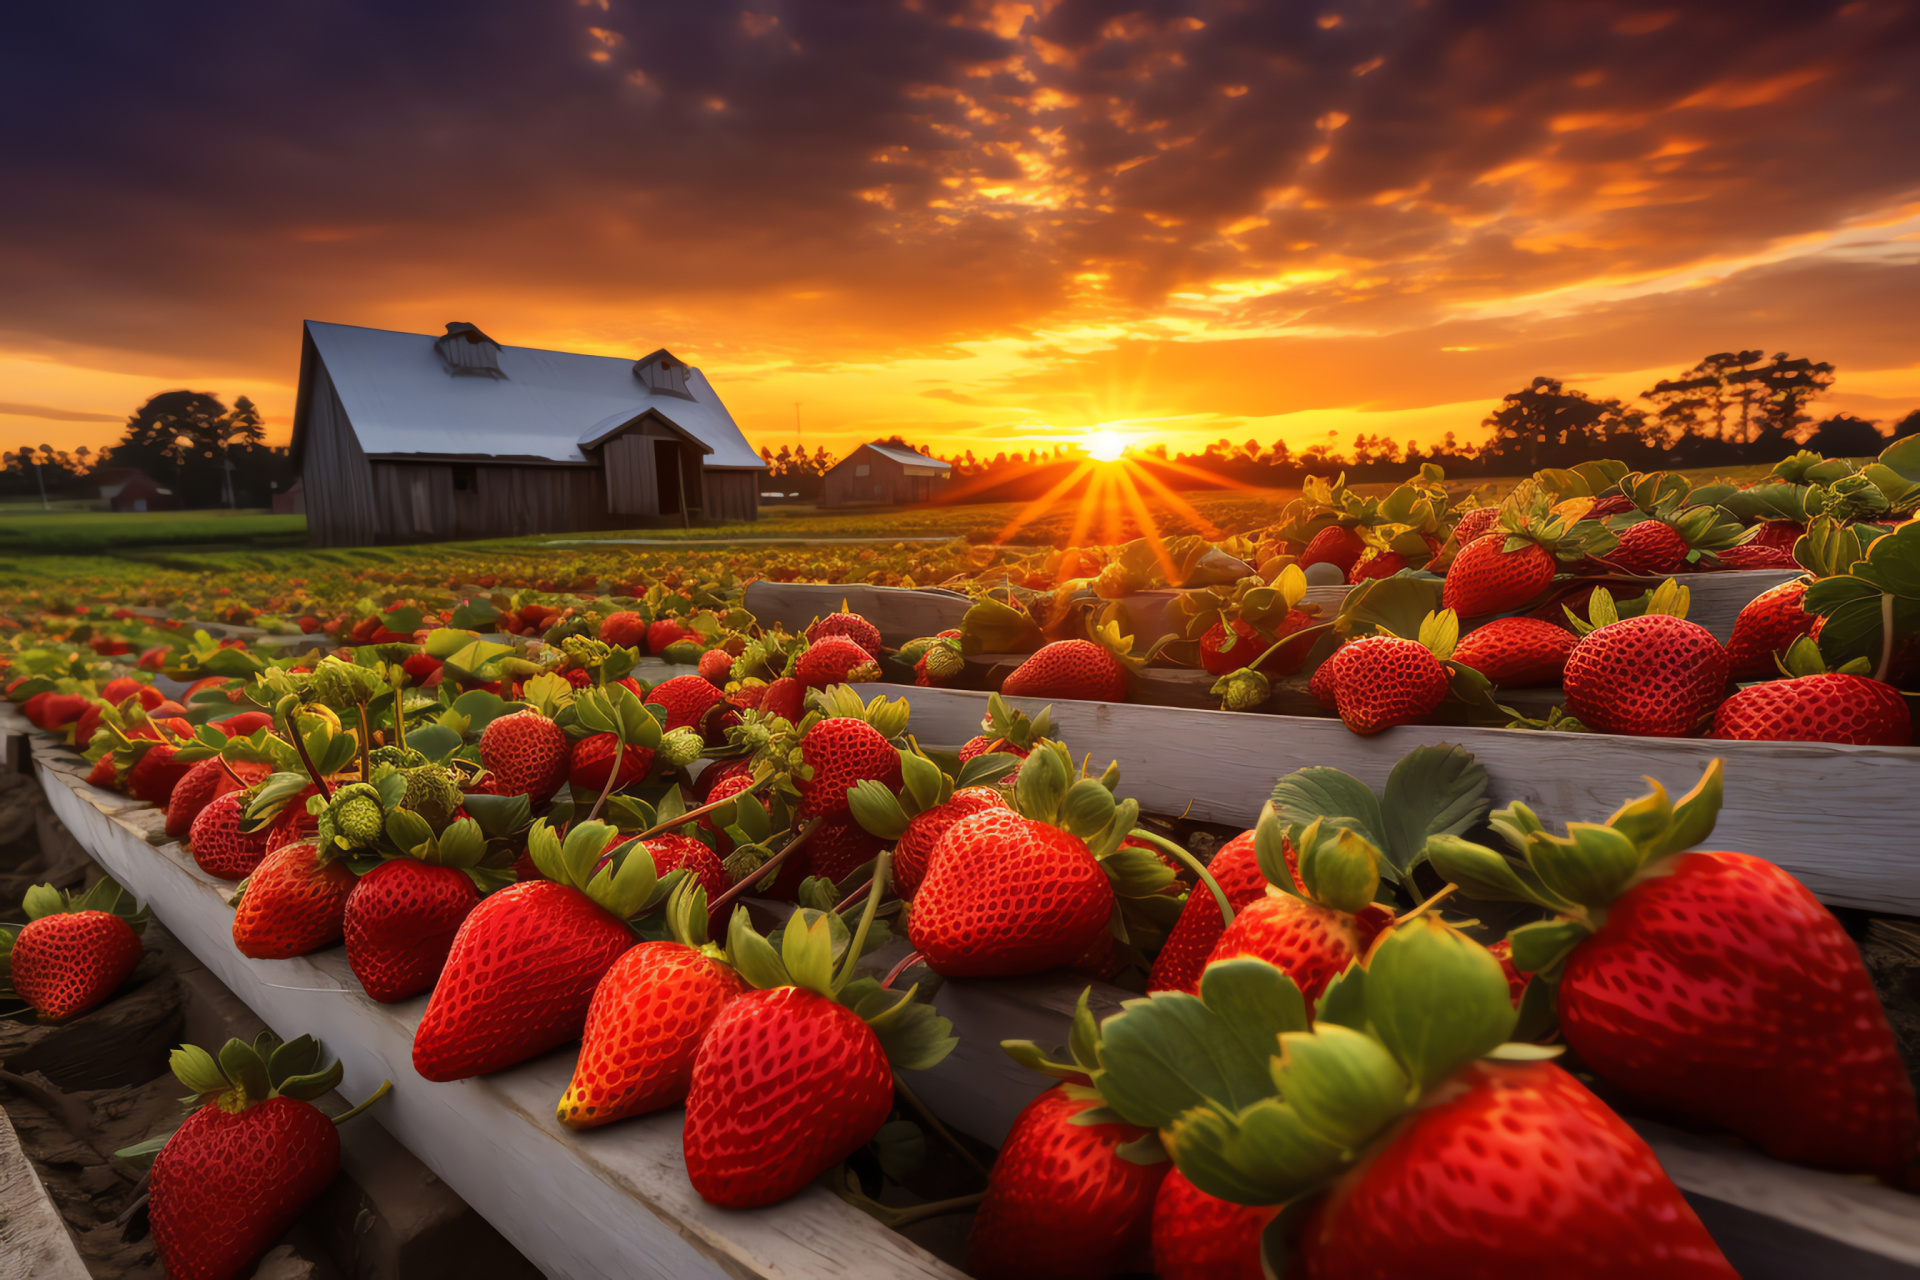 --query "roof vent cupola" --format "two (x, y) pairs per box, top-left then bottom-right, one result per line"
(633, 348), (695, 400)
(435, 322), (506, 378)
